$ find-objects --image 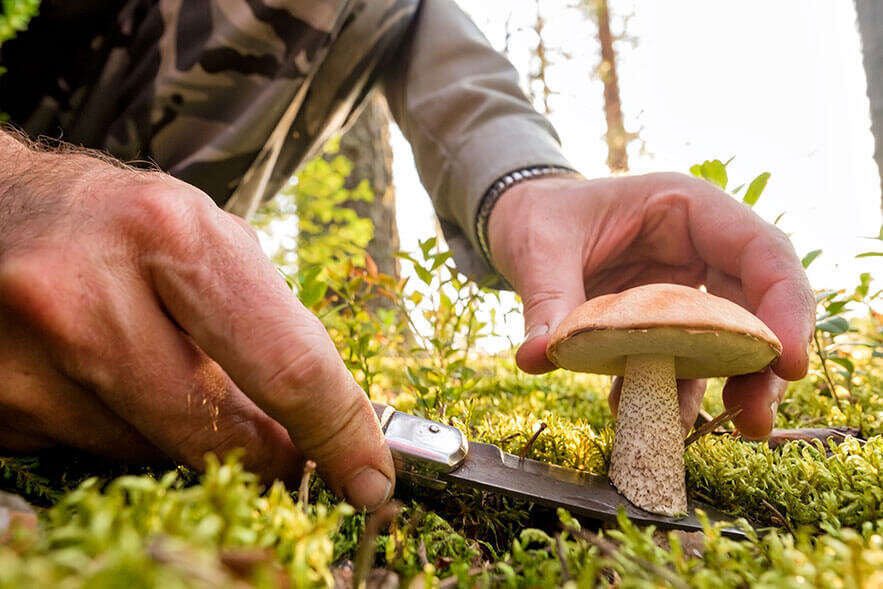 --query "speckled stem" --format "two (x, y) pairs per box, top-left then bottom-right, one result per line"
(609, 354), (687, 516)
